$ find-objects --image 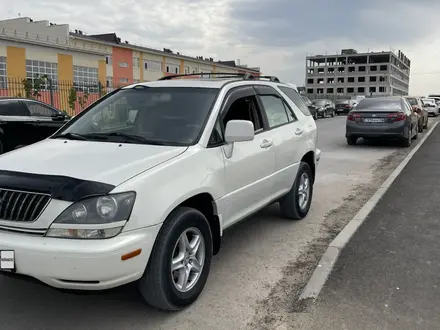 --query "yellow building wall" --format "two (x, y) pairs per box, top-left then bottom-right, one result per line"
(57, 53), (73, 114)
(98, 59), (106, 90)
(6, 46), (26, 79)
(180, 59), (184, 74)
